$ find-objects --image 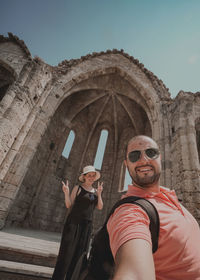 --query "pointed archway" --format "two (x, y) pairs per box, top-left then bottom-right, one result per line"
(6, 69), (166, 232)
(0, 46), (172, 231)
